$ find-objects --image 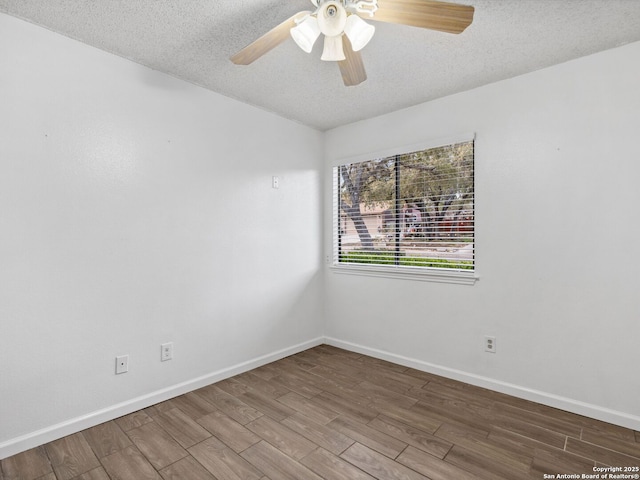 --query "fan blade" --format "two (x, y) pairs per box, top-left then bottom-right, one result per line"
(231, 11), (311, 65)
(371, 0), (474, 34)
(338, 36), (367, 86)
